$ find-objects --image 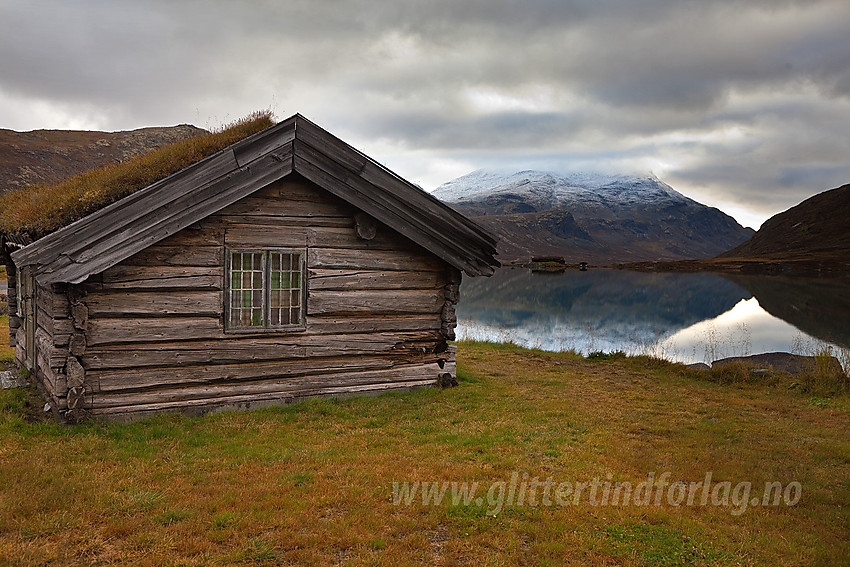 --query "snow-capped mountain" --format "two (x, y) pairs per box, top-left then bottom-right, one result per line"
(435, 169), (696, 212)
(433, 169), (755, 264)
